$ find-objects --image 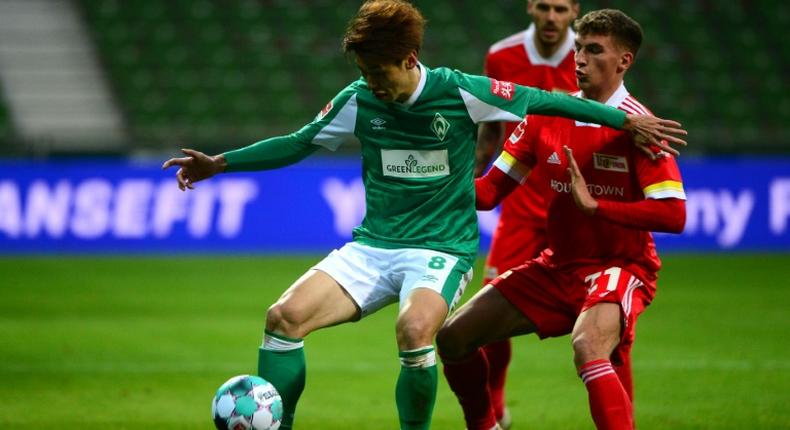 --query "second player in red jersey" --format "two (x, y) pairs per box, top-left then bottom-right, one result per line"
(475, 2), (581, 427)
(439, 9), (686, 430)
